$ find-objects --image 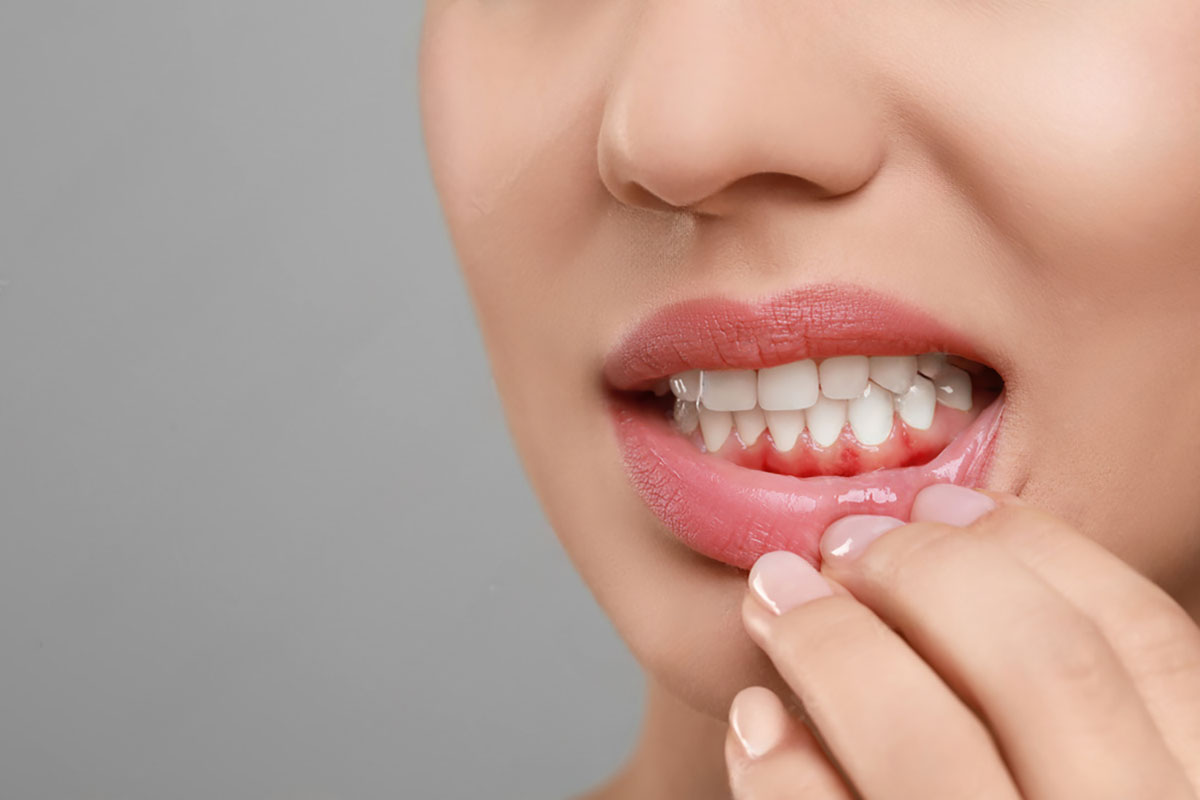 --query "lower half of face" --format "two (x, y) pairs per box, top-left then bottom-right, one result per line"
(420, 0), (1200, 718)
